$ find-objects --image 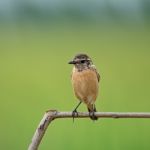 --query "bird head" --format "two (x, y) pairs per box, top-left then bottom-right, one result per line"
(68, 53), (93, 69)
